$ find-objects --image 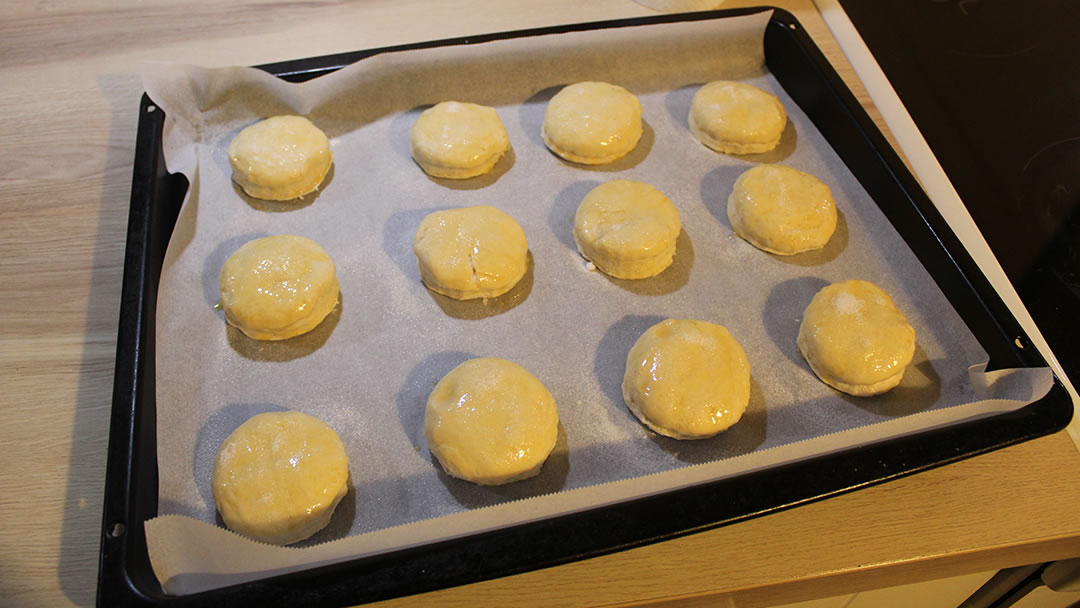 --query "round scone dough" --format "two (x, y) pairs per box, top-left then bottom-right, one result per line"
(219, 235), (339, 341)
(573, 179), (681, 279)
(727, 164), (837, 255)
(424, 357), (559, 485)
(623, 319), (751, 440)
(212, 411), (350, 545)
(797, 280), (916, 397)
(689, 80), (787, 155)
(409, 101), (510, 179)
(227, 115), (333, 201)
(413, 205), (528, 300)
(542, 81), (643, 165)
